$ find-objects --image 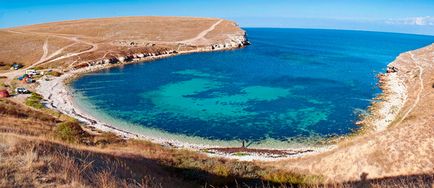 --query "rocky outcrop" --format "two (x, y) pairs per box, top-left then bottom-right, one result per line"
(72, 35), (249, 70)
(68, 17), (249, 71)
(207, 30), (250, 50)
